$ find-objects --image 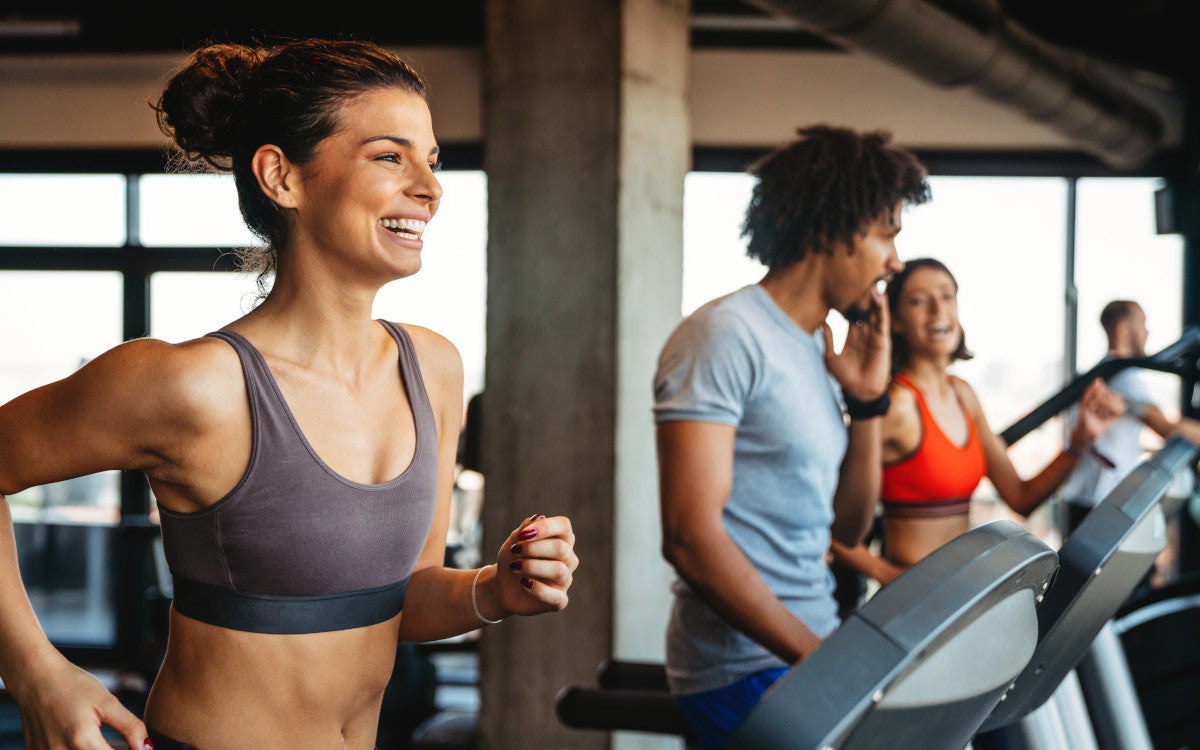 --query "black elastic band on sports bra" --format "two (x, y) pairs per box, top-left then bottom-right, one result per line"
(170, 576), (409, 635)
(881, 496), (972, 519)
